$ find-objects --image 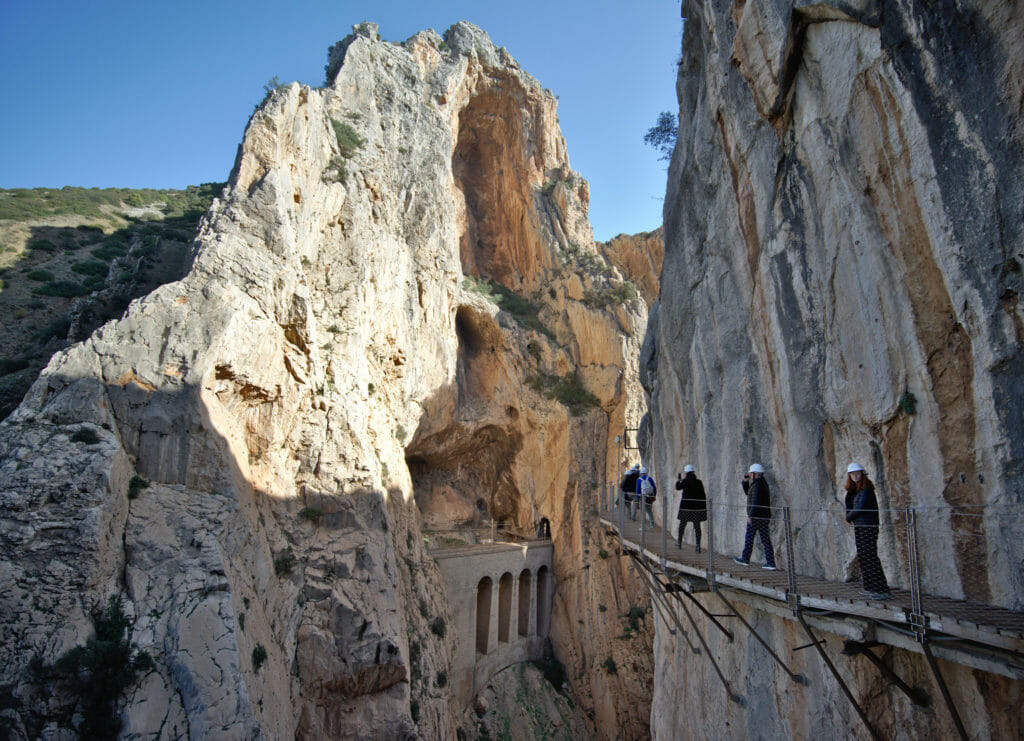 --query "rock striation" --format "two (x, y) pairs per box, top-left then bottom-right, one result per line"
(646, 0), (1024, 738)
(0, 22), (656, 740)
